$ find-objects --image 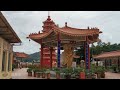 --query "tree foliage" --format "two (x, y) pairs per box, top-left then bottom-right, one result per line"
(90, 42), (120, 56)
(75, 41), (120, 61)
(23, 52), (40, 62)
